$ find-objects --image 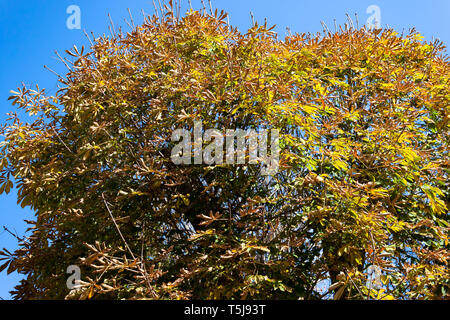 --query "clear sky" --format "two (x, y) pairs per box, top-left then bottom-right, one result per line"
(0, 0), (449, 299)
